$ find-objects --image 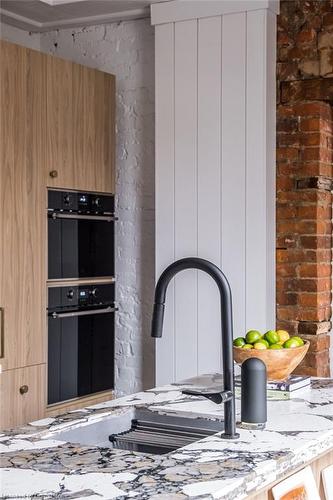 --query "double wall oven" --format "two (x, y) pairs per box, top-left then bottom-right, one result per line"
(47, 189), (116, 405)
